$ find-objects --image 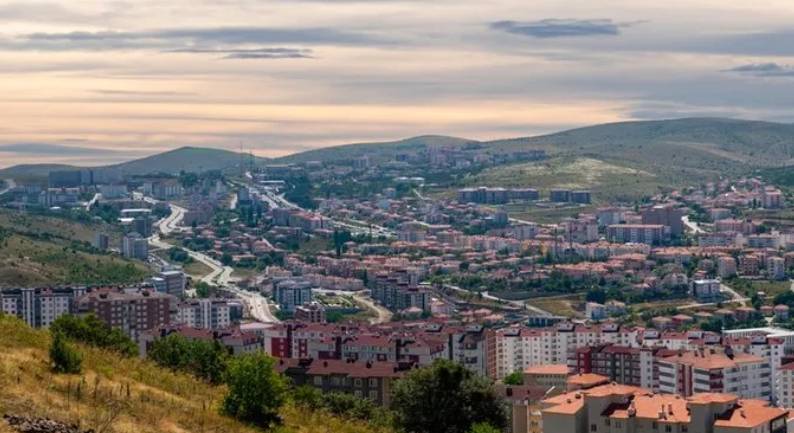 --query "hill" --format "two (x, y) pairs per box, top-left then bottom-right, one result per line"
(275, 135), (475, 164)
(0, 315), (387, 433)
(489, 117), (794, 181)
(0, 210), (149, 287)
(0, 147), (269, 180)
(108, 146), (268, 176)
